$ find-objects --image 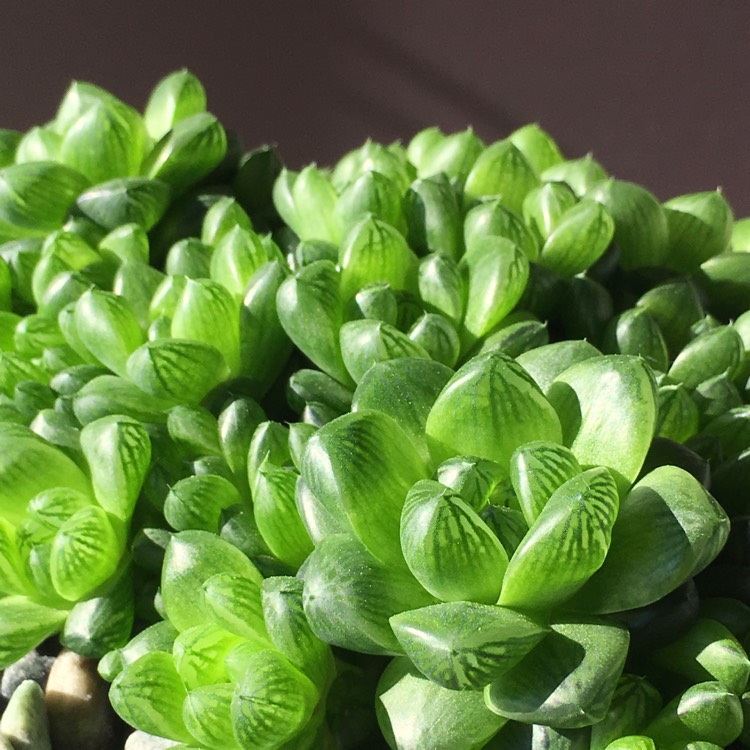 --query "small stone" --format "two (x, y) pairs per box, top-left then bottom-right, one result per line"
(1, 650), (56, 701)
(0, 679), (52, 750)
(124, 730), (180, 749)
(44, 649), (115, 750)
